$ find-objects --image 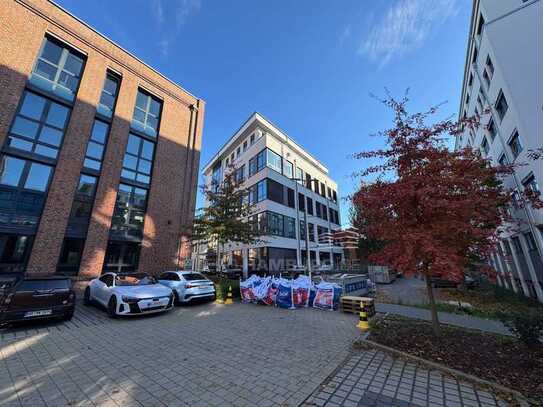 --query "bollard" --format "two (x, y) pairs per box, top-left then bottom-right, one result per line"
(356, 301), (369, 330)
(225, 285), (233, 305)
